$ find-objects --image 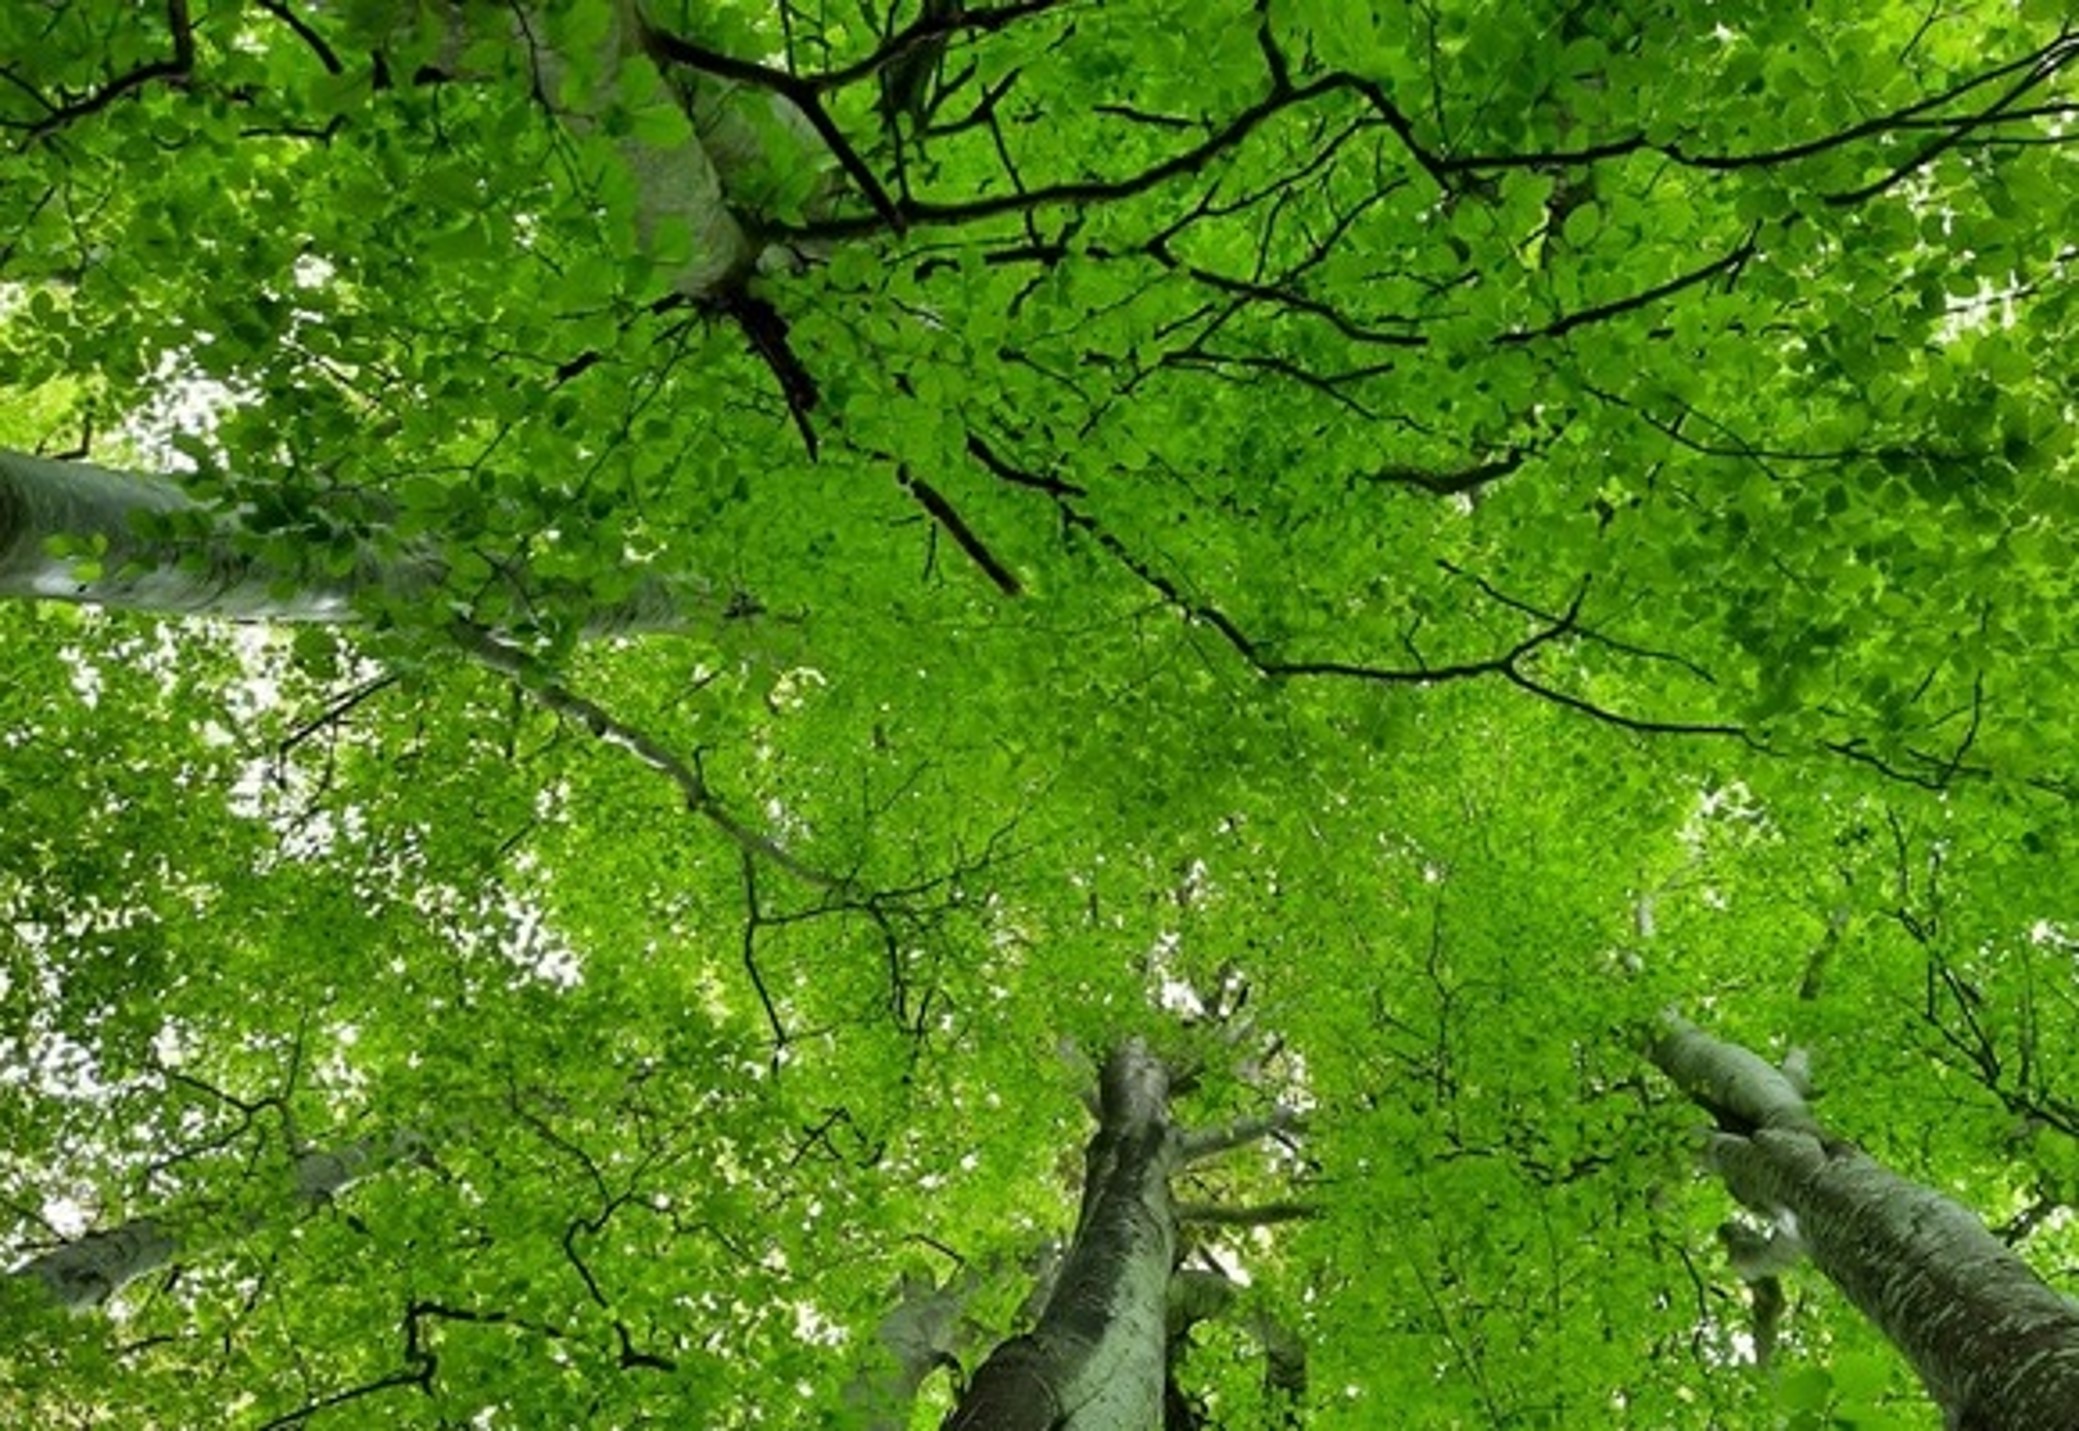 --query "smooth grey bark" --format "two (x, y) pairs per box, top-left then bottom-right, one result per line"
(930, 1053), (1309, 1430)
(17, 1219), (177, 1312)
(0, 449), (689, 632)
(1653, 1013), (2079, 1431)
(512, 0), (841, 299)
(0, 449), (365, 621)
(944, 1040), (1180, 1431)
(13, 1137), (410, 1312)
(520, 0), (753, 299)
